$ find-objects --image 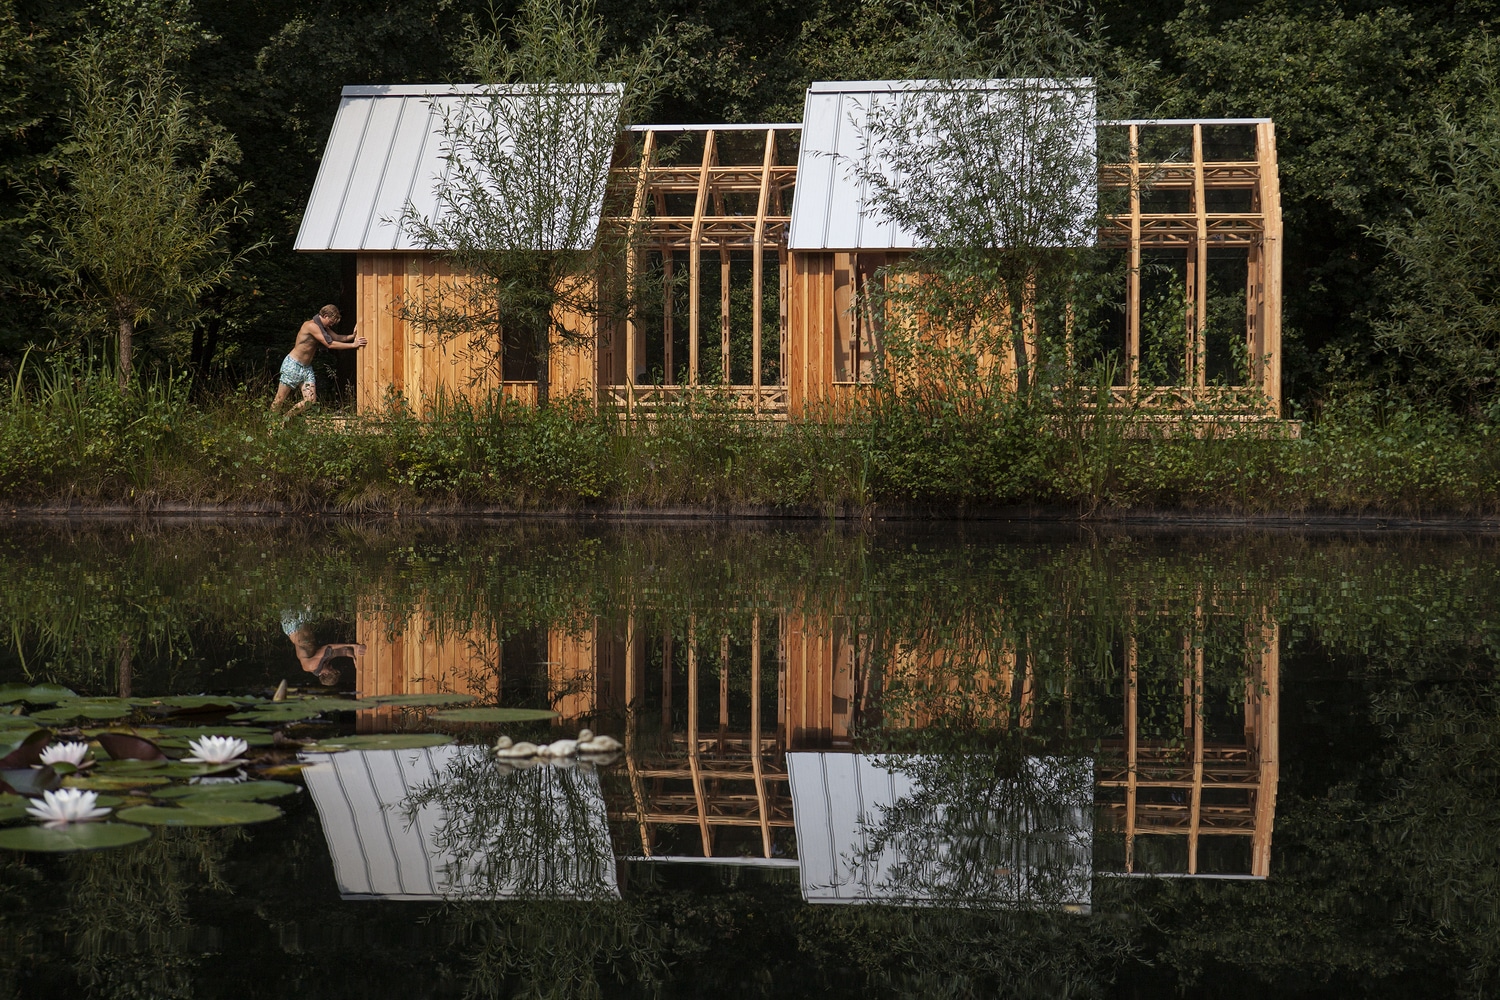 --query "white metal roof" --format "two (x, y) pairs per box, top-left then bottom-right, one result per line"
(301, 747), (619, 901)
(788, 79), (1097, 251)
(296, 83), (623, 252)
(786, 752), (1093, 907)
